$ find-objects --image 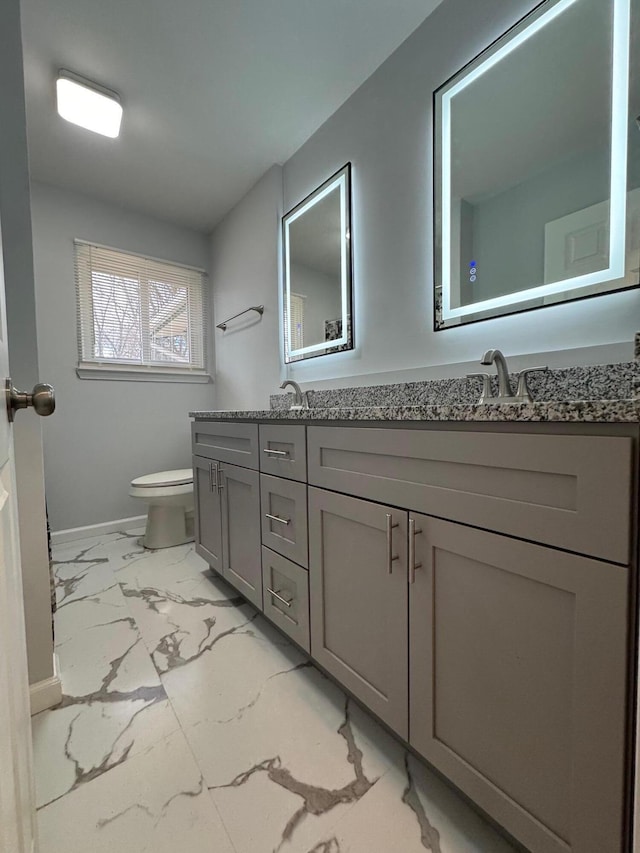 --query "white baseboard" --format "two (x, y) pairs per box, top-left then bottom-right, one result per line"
(51, 515), (146, 545)
(30, 655), (62, 715)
